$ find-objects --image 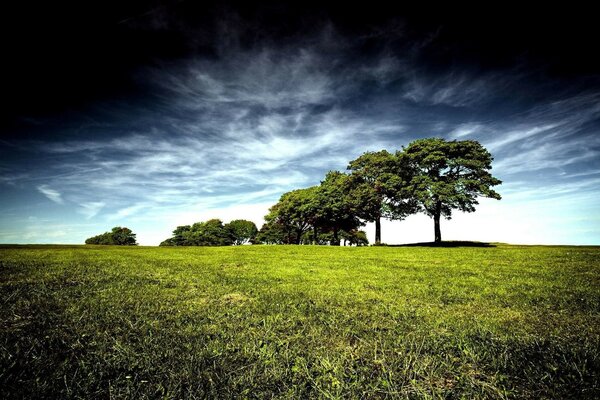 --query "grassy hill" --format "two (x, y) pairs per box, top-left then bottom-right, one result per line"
(1, 244), (599, 398)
